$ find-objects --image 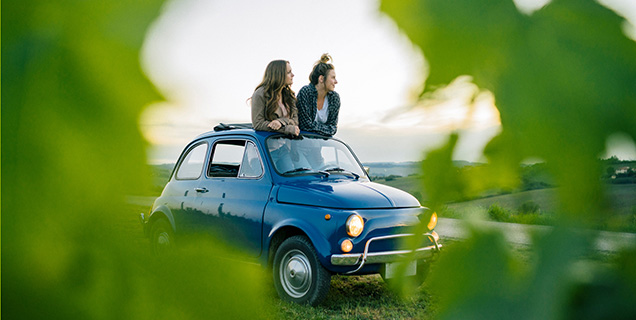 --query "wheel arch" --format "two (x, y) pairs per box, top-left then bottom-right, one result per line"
(266, 222), (331, 269)
(148, 205), (176, 233)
